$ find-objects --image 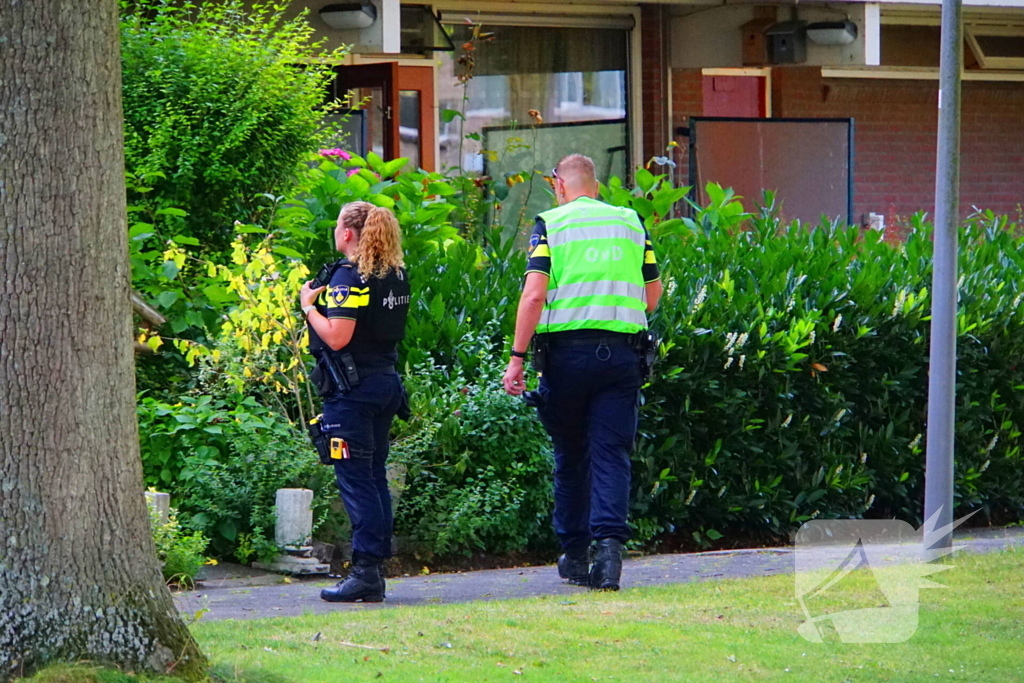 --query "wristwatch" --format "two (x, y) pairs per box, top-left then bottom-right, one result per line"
(510, 349), (528, 359)
(302, 305), (316, 317)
